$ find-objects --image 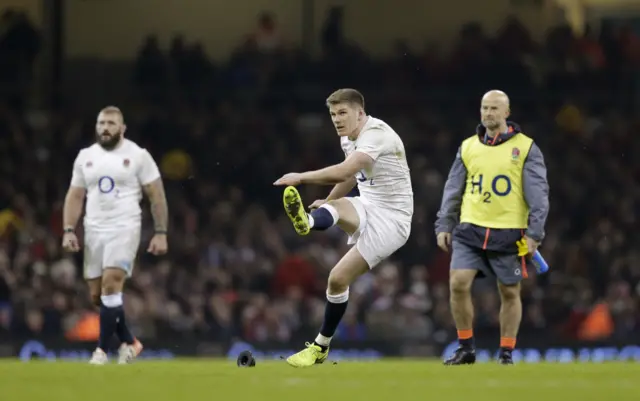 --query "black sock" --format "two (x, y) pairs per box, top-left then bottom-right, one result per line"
(499, 347), (513, 355)
(316, 294), (349, 349)
(115, 307), (135, 345)
(459, 337), (475, 349)
(98, 304), (120, 351)
(310, 207), (337, 231)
